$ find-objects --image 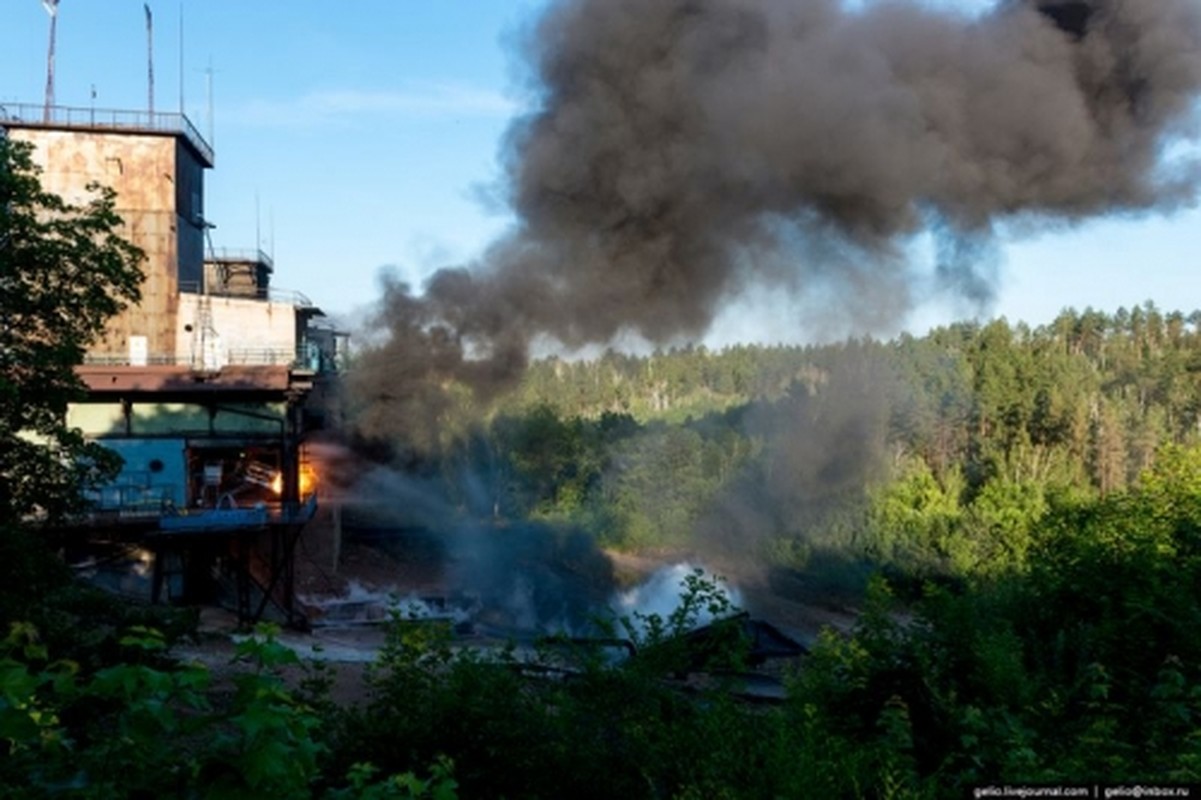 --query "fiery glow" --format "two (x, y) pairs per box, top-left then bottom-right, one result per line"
(270, 466), (318, 497)
(300, 465), (317, 496)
